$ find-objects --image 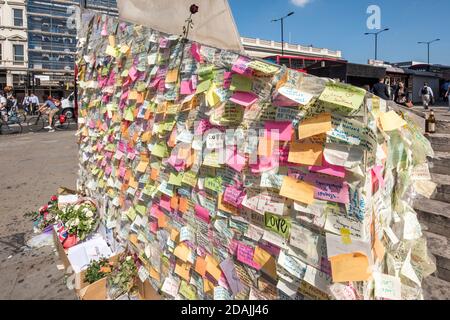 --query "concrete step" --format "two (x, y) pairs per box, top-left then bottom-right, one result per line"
(436, 118), (450, 134)
(428, 151), (450, 175)
(414, 198), (450, 238)
(423, 276), (450, 300)
(424, 232), (450, 282)
(431, 173), (450, 203)
(426, 133), (450, 152)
